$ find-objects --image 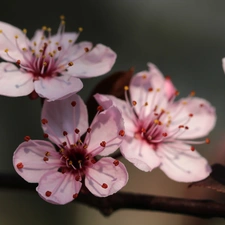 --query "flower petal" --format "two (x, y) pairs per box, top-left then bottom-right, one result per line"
(0, 21), (29, 62)
(129, 63), (168, 118)
(222, 58), (225, 73)
(120, 136), (161, 172)
(13, 140), (60, 183)
(157, 142), (211, 182)
(37, 171), (82, 205)
(85, 157), (128, 197)
(0, 62), (33, 96)
(41, 93), (88, 145)
(86, 104), (124, 156)
(34, 74), (83, 101)
(65, 44), (116, 78)
(165, 77), (176, 100)
(94, 93), (137, 137)
(168, 97), (216, 139)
